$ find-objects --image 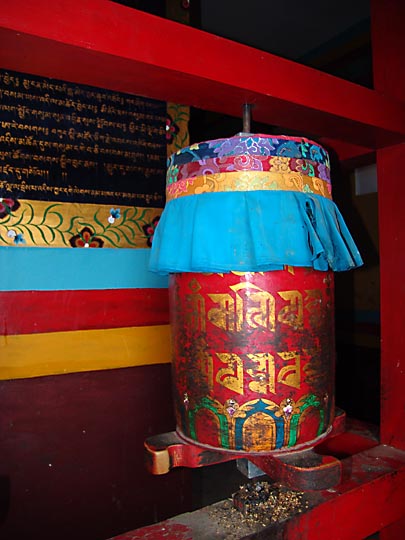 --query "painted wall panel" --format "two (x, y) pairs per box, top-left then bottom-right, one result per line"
(0, 27), (190, 540)
(0, 366), (191, 540)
